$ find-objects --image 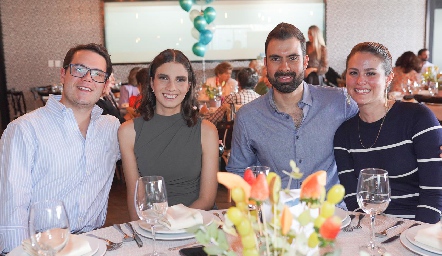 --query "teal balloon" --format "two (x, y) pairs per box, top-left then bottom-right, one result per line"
(193, 16), (207, 32)
(192, 42), (206, 57)
(179, 0), (193, 12)
(205, 0), (214, 3)
(199, 29), (213, 45)
(203, 7), (216, 24)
